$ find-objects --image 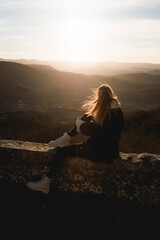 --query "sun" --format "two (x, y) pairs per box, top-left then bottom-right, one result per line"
(47, 15), (117, 62)
(59, 18), (95, 61)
